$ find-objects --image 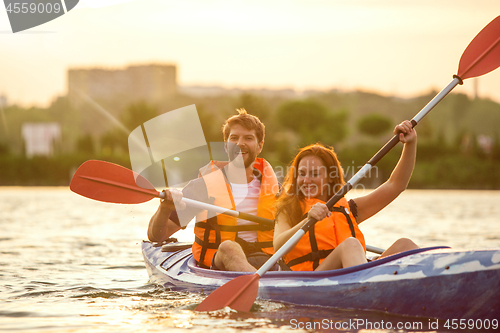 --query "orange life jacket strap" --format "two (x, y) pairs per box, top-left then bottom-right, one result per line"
(287, 205), (358, 270)
(195, 222), (274, 232)
(194, 235), (273, 258)
(194, 236), (220, 249)
(332, 206), (357, 238)
(198, 215), (220, 265)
